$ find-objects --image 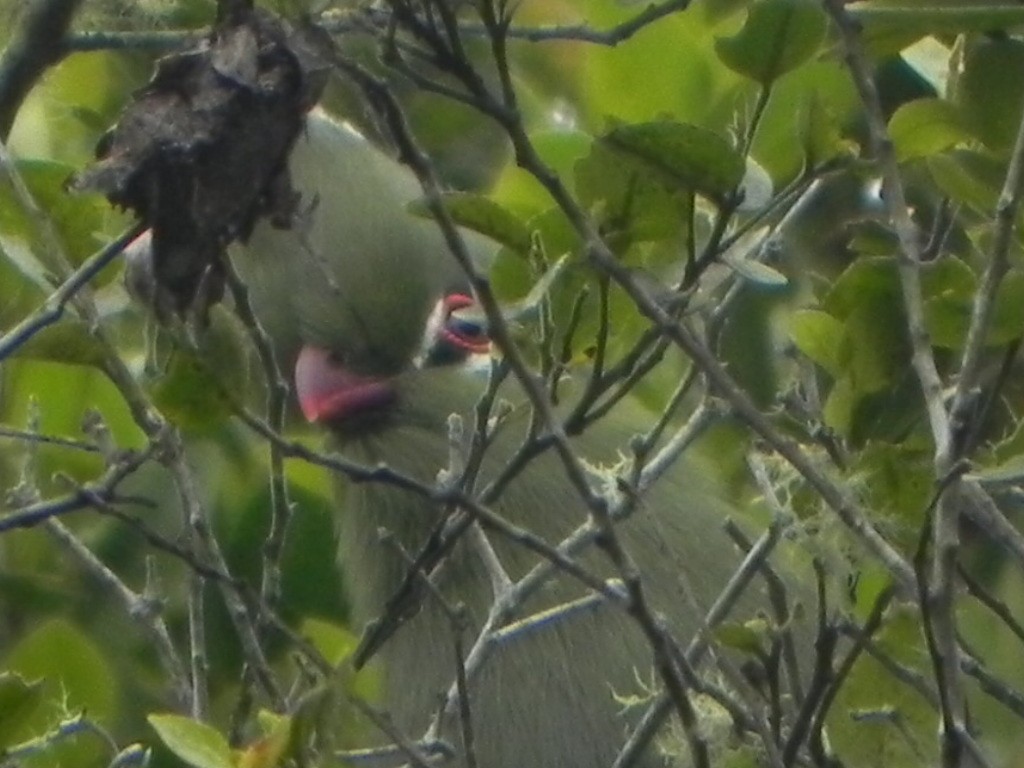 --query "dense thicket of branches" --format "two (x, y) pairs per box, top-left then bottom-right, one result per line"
(3, 1), (1024, 767)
